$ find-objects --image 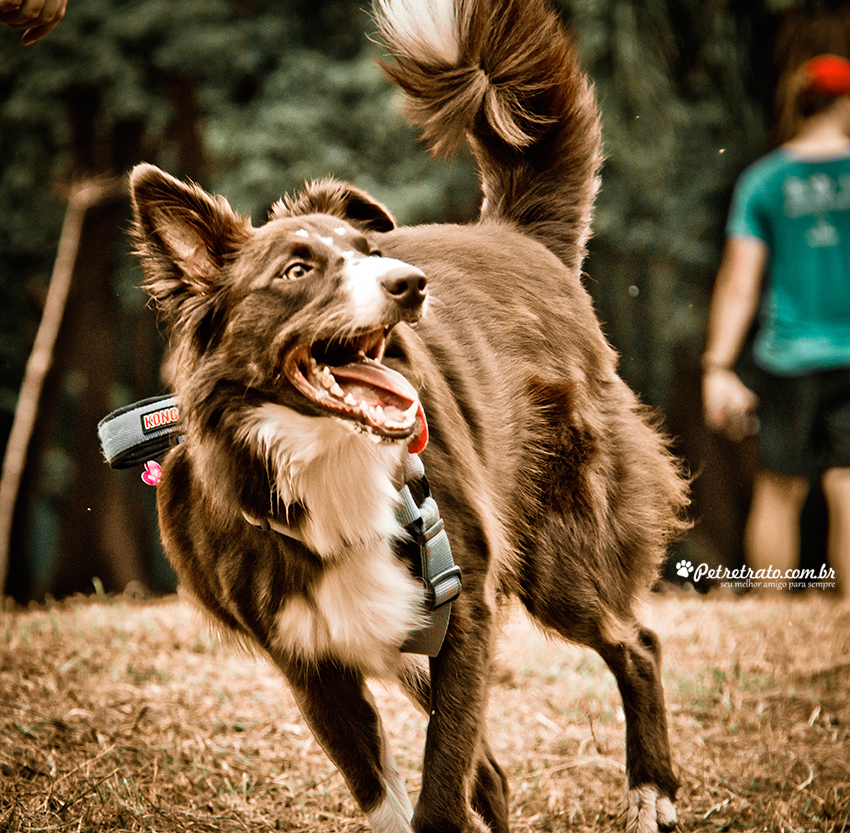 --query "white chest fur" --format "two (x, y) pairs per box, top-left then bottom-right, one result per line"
(239, 403), (404, 556)
(239, 404), (426, 673)
(274, 540), (426, 675)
